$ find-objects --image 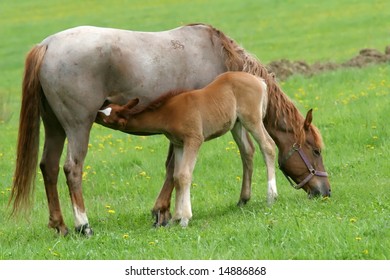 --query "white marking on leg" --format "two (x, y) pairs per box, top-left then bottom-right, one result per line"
(73, 206), (89, 228)
(173, 186), (183, 221)
(180, 183), (192, 227)
(267, 177), (278, 205)
(98, 107), (112, 116)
